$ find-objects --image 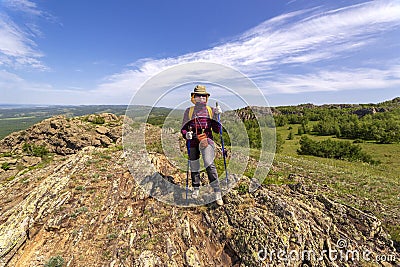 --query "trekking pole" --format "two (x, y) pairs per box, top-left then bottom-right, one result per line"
(185, 126), (192, 205)
(216, 102), (229, 185)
